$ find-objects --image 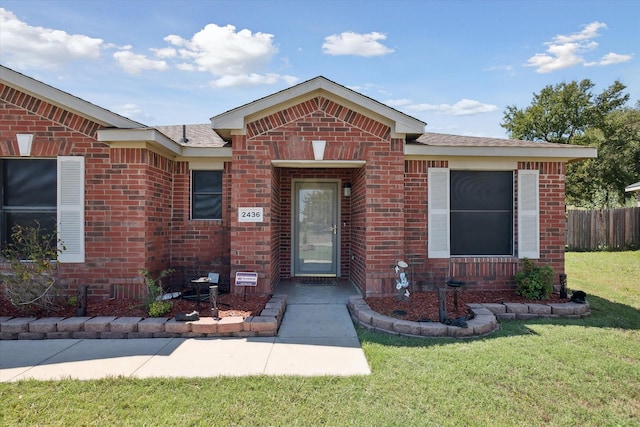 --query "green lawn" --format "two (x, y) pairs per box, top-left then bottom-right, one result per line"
(1, 252), (639, 426)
